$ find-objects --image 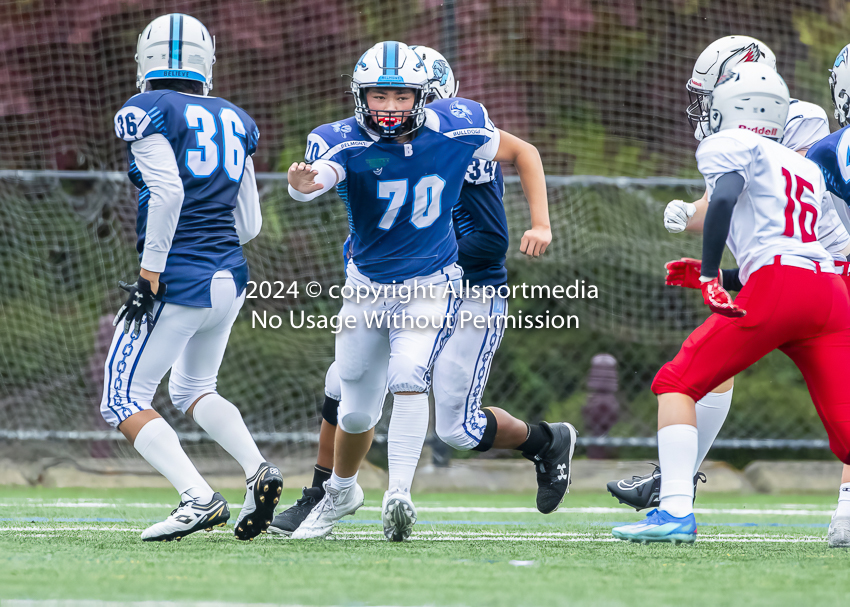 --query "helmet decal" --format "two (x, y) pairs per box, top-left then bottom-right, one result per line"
(836, 48), (848, 69)
(718, 43), (762, 78)
(432, 60), (450, 86)
(450, 101), (473, 124)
